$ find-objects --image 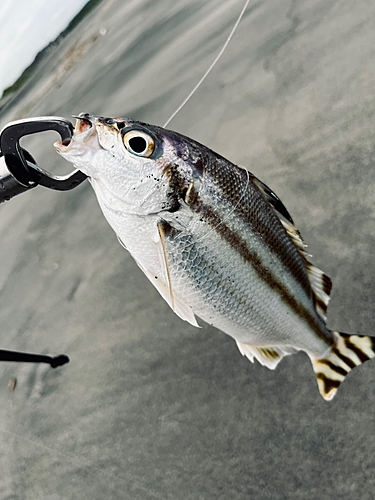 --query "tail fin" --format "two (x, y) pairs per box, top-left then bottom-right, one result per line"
(312, 332), (375, 401)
